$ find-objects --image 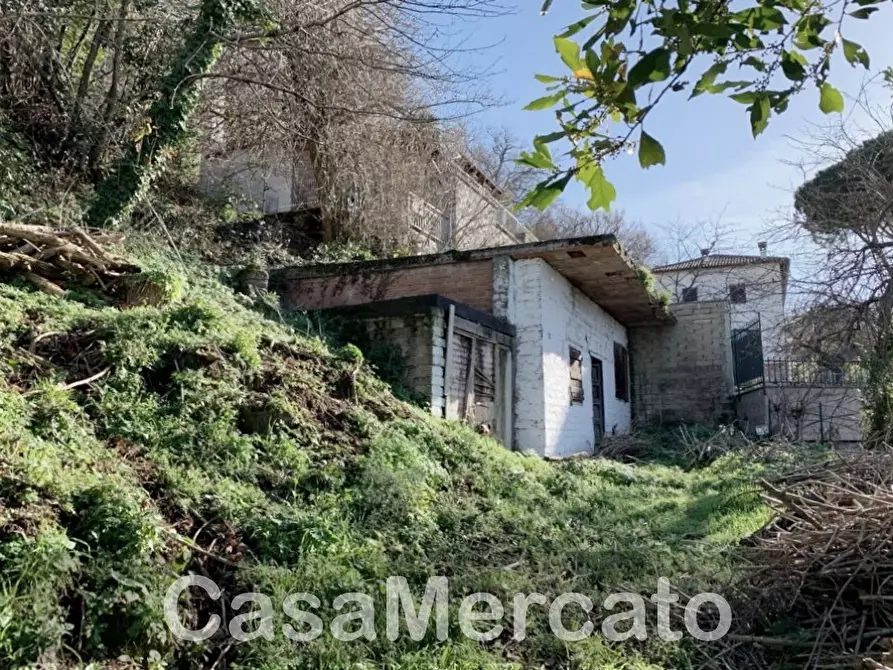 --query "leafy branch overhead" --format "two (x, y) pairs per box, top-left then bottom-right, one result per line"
(519, 0), (879, 211)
